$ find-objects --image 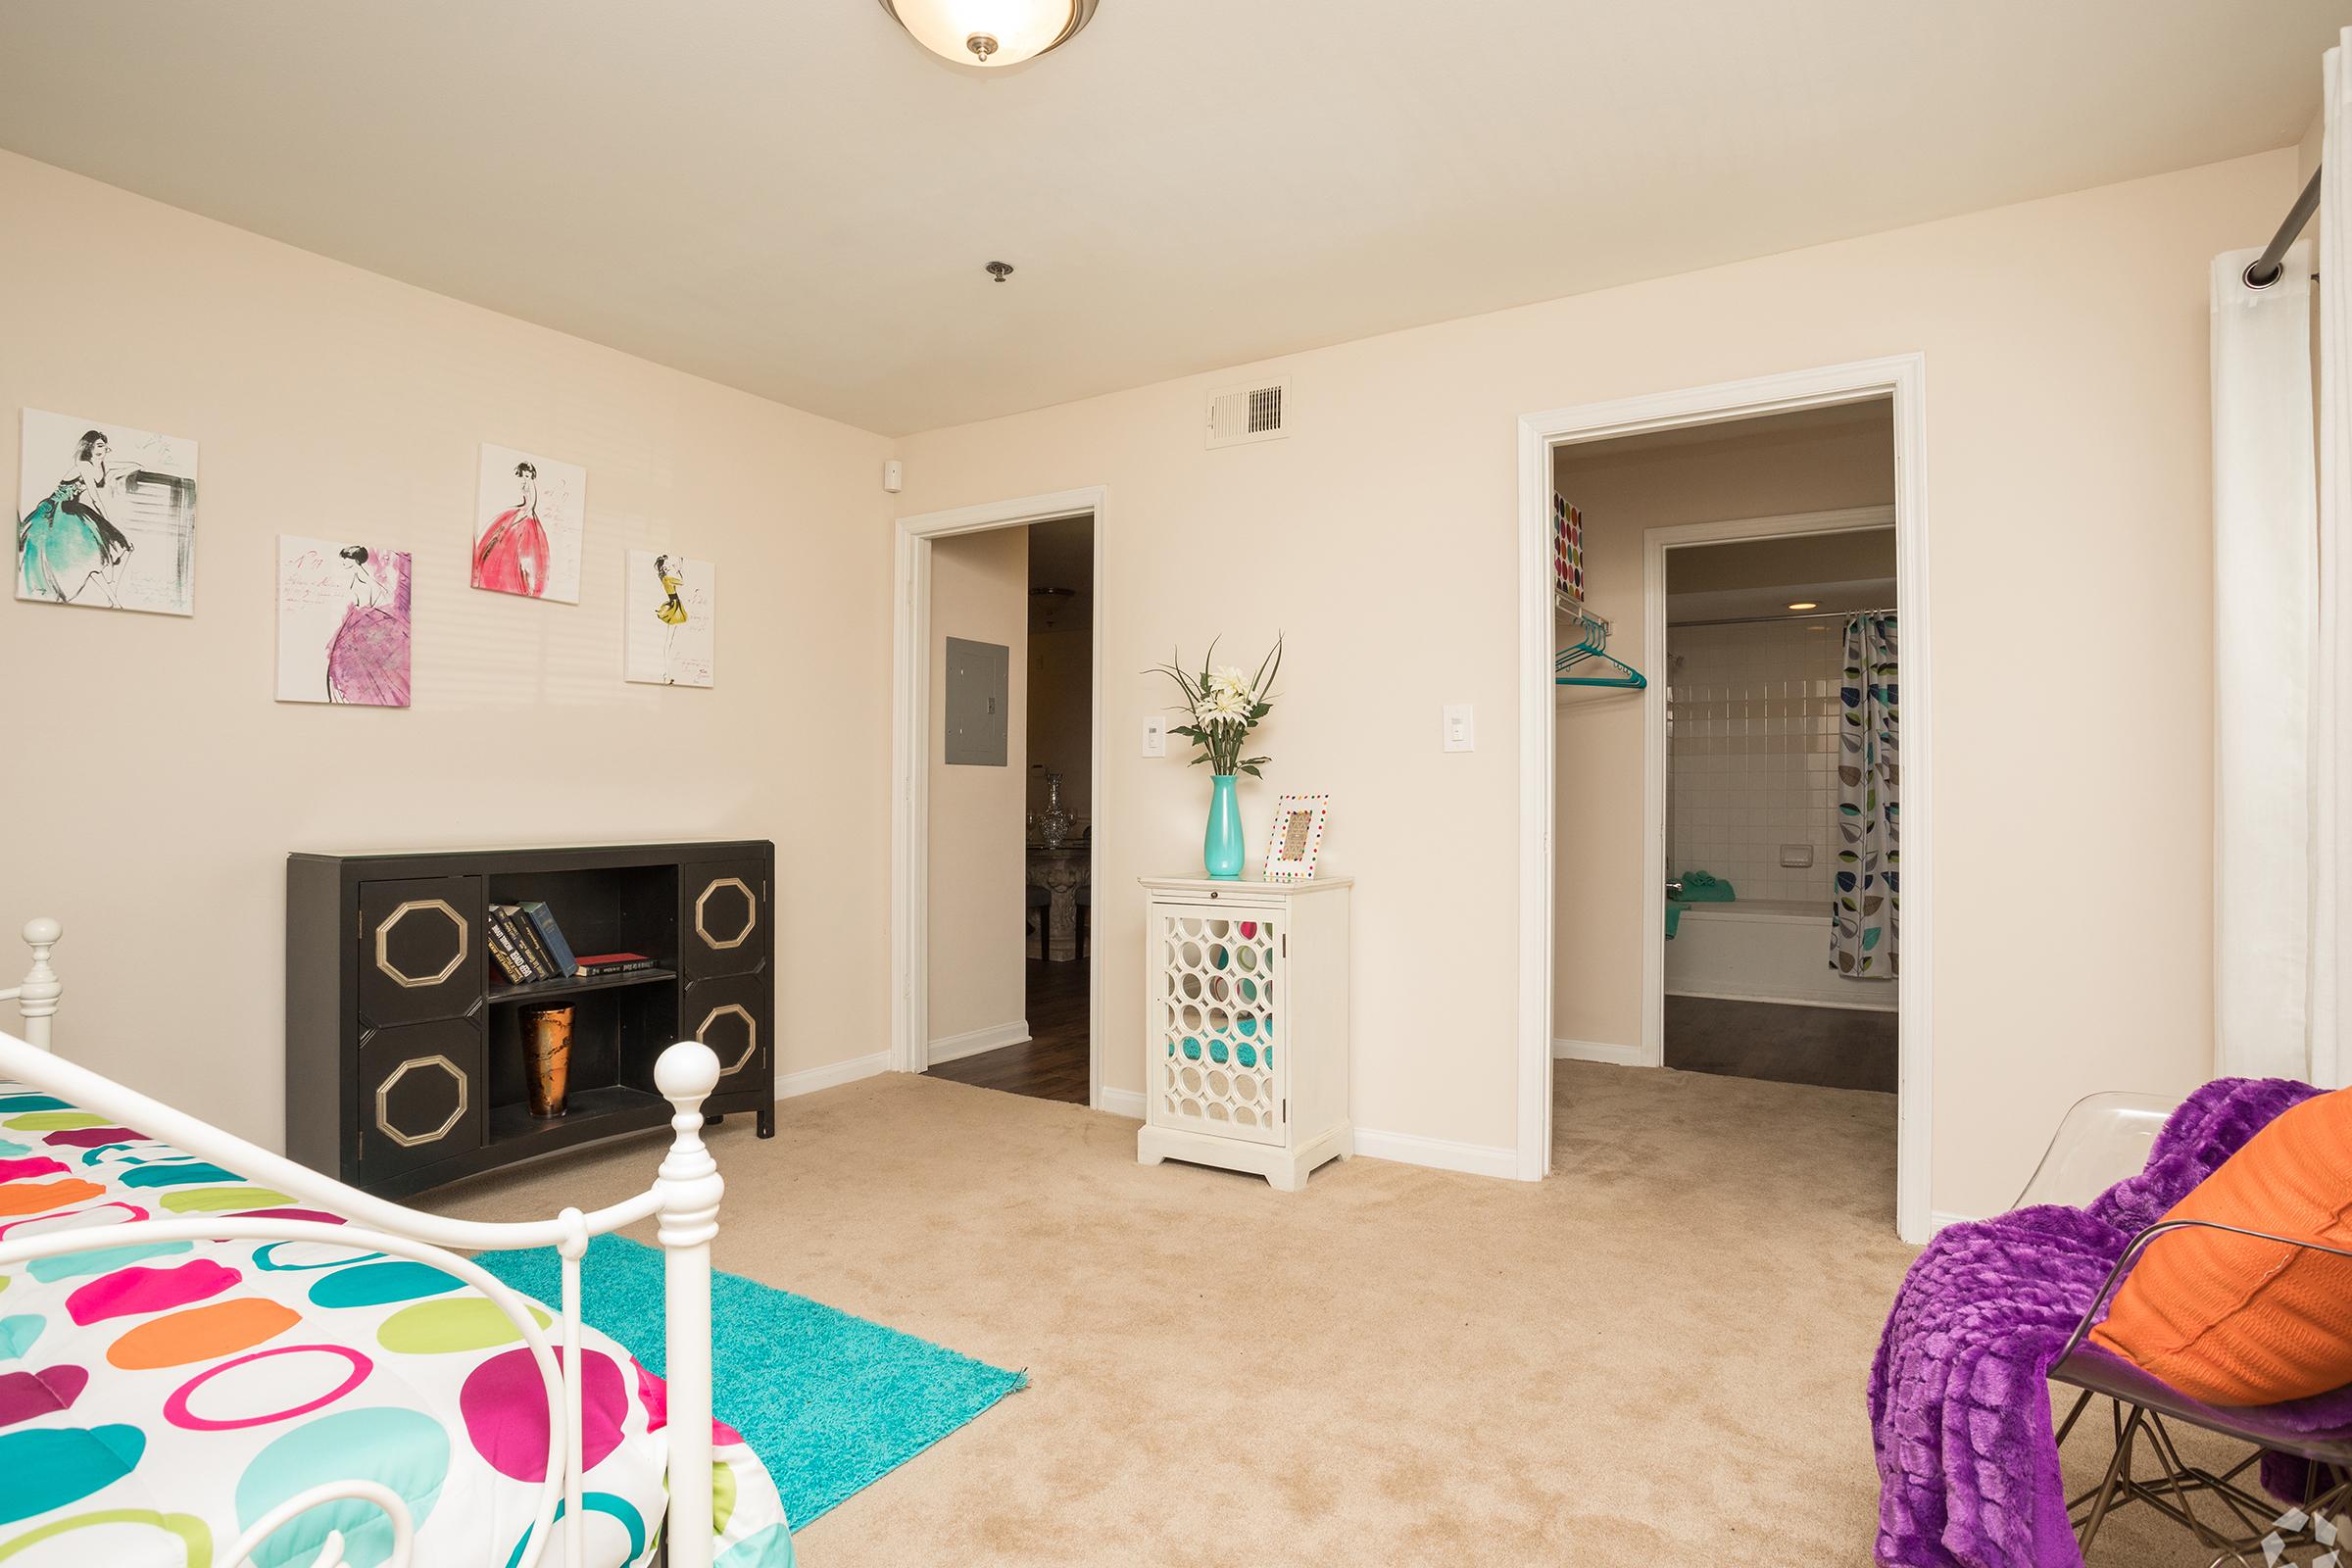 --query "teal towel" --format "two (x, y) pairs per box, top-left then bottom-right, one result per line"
(1666, 901), (1684, 941)
(1676, 870), (1738, 903)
